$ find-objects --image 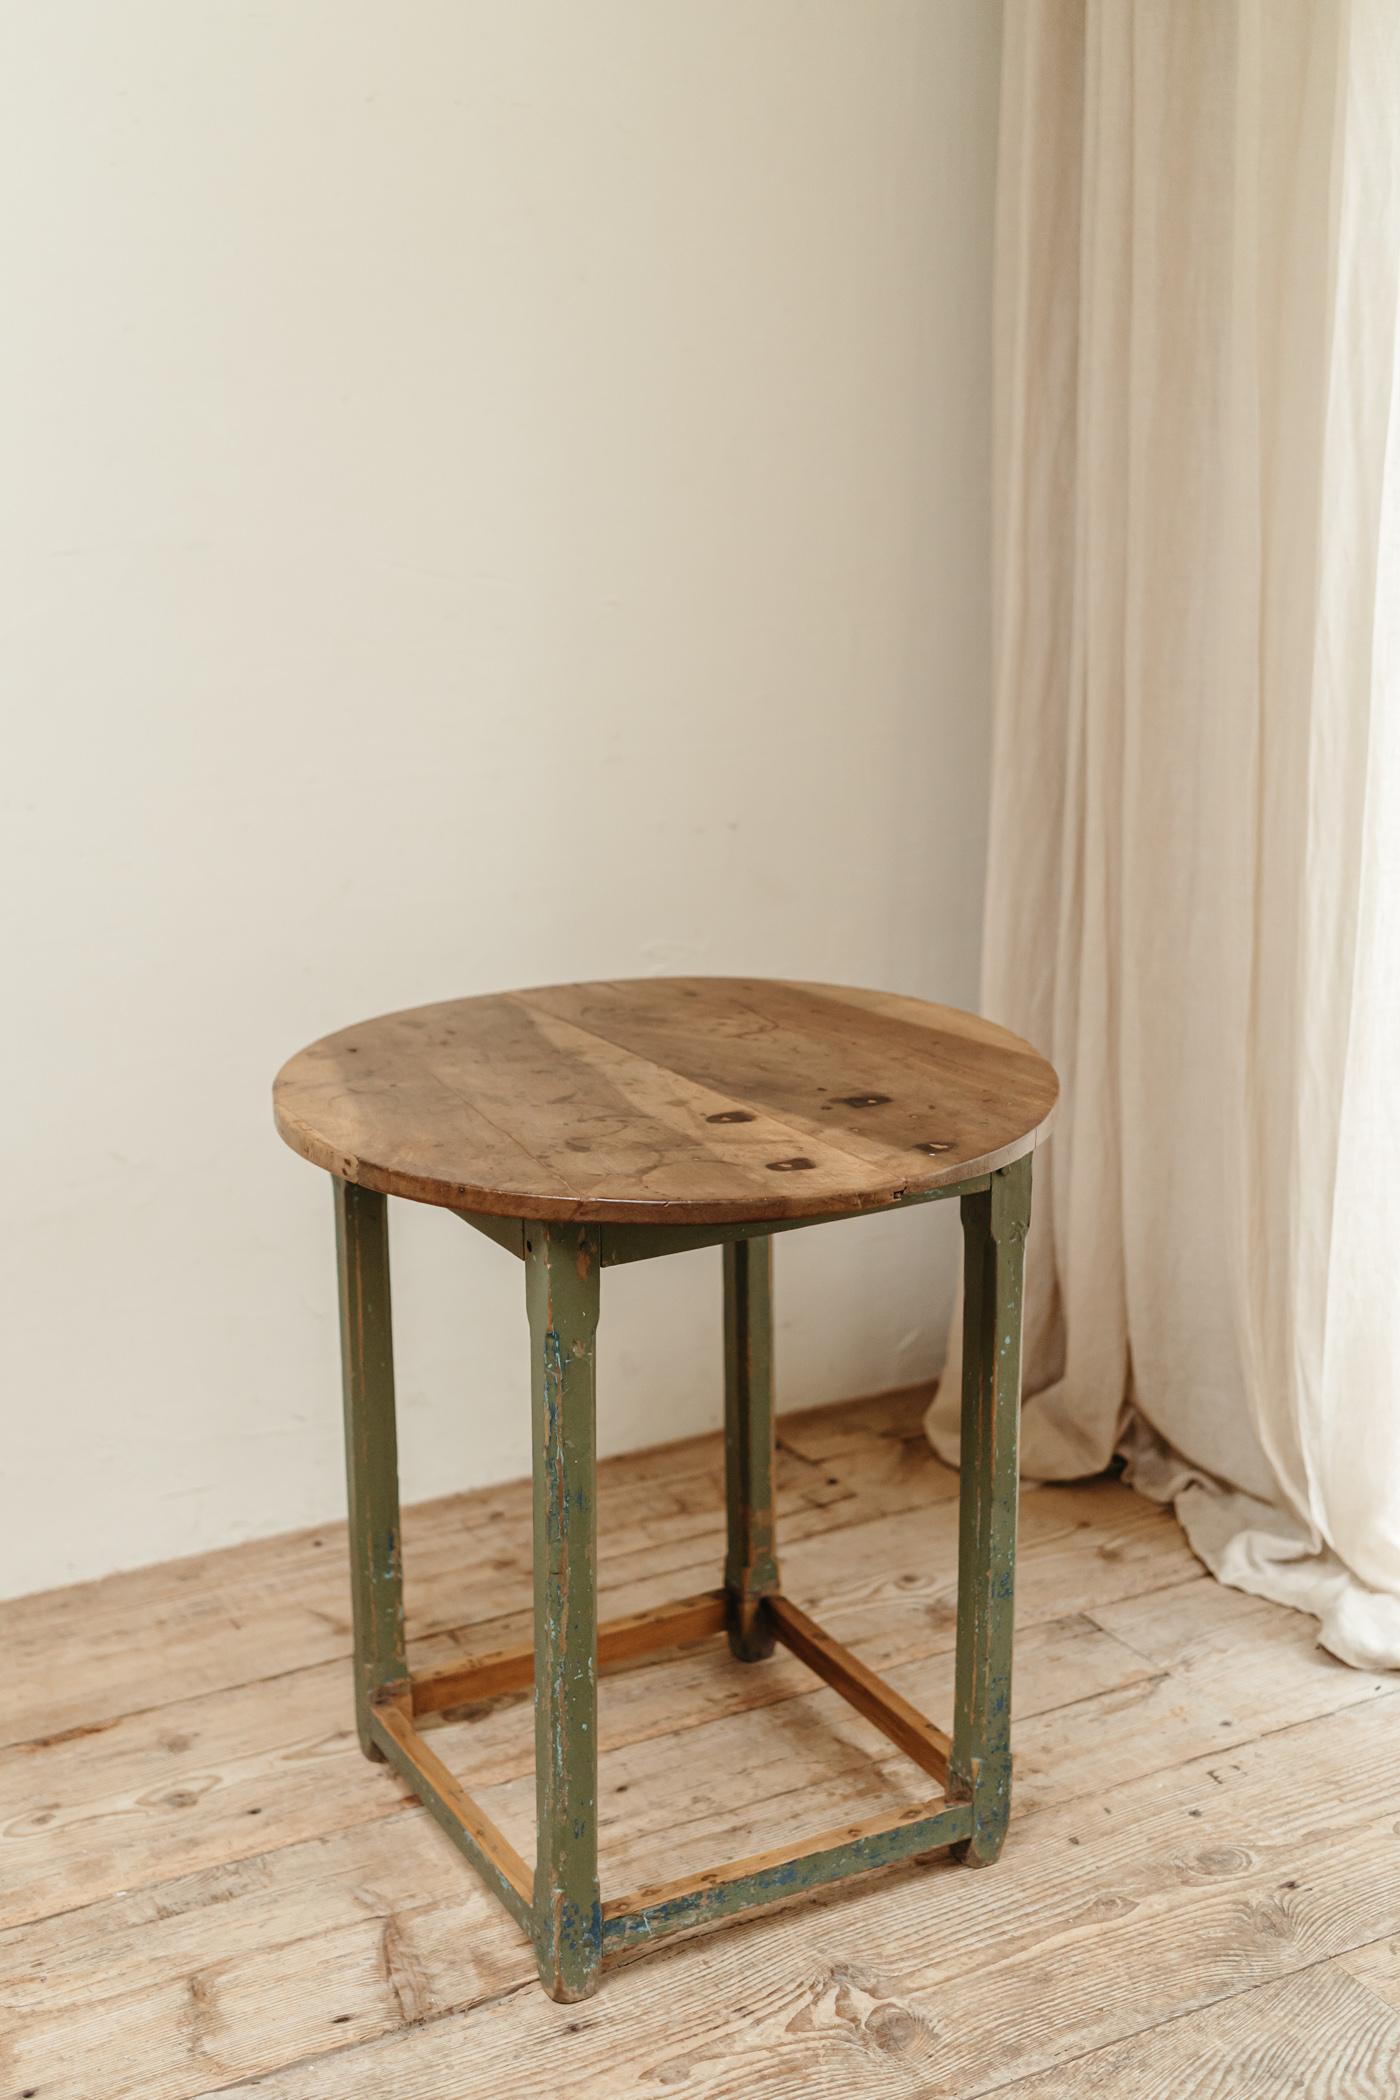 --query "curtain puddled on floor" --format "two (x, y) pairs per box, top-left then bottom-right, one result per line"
(927, 0), (1400, 1669)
